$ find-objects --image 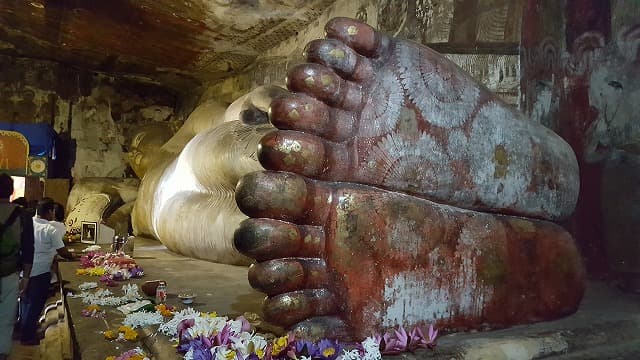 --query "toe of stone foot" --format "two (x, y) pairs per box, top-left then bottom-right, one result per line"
(262, 289), (338, 328)
(248, 258), (330, 296)
(291, 316), (354, 341)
